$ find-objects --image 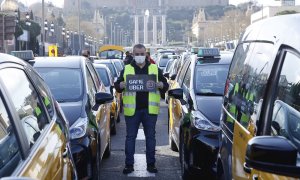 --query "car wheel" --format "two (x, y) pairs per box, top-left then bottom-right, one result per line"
(169, 135), (178, 152)
(93, 136), (101, 180)
(103, 135), (111, 158)
(180, 132), (190, 180)
(116, 113), (120, 123)
(111, 117), (117, 135)
(168, 110), (170, 135)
